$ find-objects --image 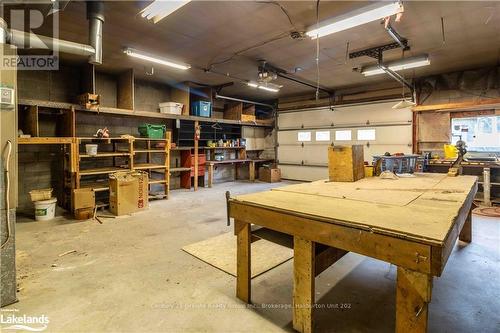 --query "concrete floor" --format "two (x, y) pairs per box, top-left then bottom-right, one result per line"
(4, 181), (500, 332)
